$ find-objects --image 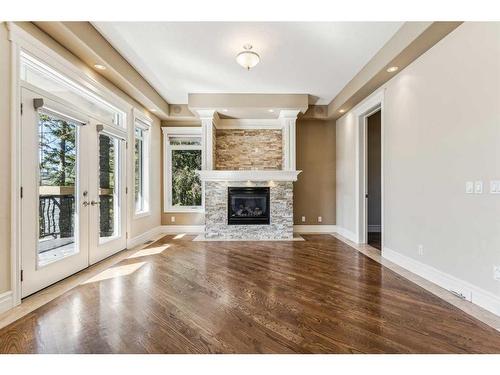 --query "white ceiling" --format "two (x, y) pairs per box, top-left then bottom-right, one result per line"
(94, 22), (403, 105)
